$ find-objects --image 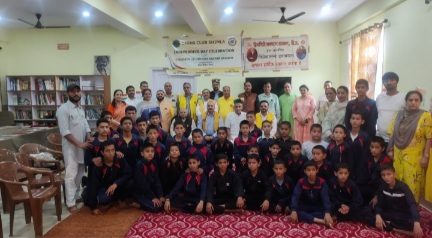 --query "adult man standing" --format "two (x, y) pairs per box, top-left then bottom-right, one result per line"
(258, 82), (280, 121)
(279, 82), (297, 136)
(56, 84), (92, 213)
(210, 78), (223, 101)
(225, 99), (247, 141)
(238, 81), (258, 113)
(178, 82), (199, 122)
(256, 100), (277, 137)
(164, 82), (178, 116)
(124, 85), (140, 107)
(217, 85), (235, 124)
(197, 100), (222, 145)
(316, 81), (333, 114)
(196, 88), (219, 117)
(136, 81), (149, 101)
(156, 89), (174, 132)
(376, 72), (405, 142)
